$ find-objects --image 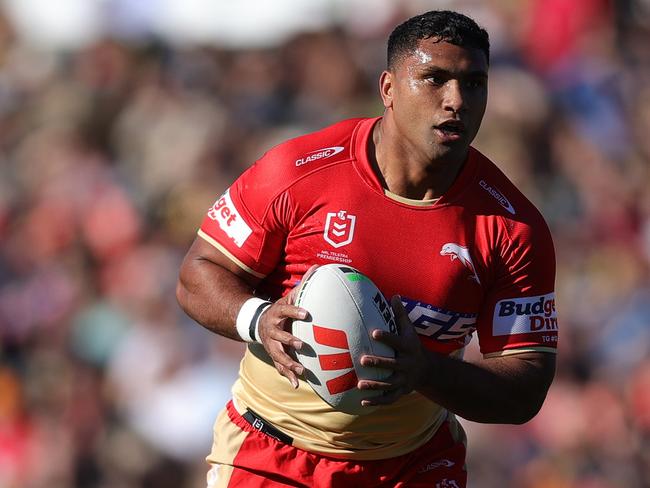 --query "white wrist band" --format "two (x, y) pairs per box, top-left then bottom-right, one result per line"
(236, 297), (272, 343)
